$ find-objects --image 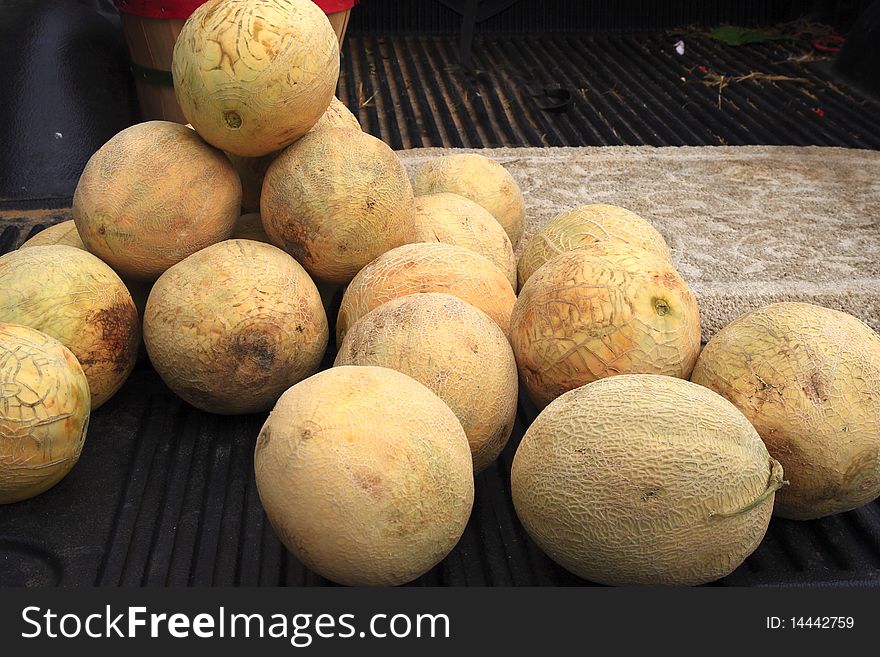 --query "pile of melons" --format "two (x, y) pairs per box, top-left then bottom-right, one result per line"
(1, 0), (878, 589)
